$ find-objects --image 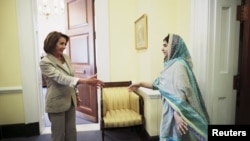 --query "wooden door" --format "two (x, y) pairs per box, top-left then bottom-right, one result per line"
(235, 0), (250, 124)
(65, 0), (97, 122)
